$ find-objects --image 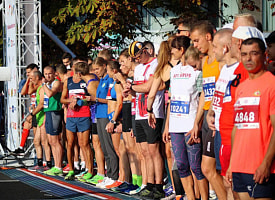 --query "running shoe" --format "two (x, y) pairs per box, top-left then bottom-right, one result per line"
(163, 185), (174, 197)
(129, 184), (146, 195)
(64, 170), (75, 180)
(62, 164), (70, 174)
(160, 192), (176, 200)
(87, 174), (104, 185)
(209, 192), (217, 200)
(136, 187), (154, 199)
(96, 177), (115, 189)
(36, 165), (50, 173)
(44, 167), (63, 176)
(11, 148), (24, 156)
(152, 187), (165, 199)
(78, 172), (93, 183)
(28, 165), (43, 172)
(112, 182), (139, 193)
(75, 169), (88, 180)
(105, 180), (123, 189)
